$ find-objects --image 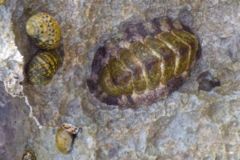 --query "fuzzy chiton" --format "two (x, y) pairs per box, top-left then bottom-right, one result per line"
(87, 17), (200, 107)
